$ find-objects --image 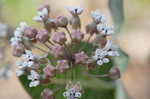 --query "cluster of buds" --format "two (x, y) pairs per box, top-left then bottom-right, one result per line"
(11, 4), (120, 99)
